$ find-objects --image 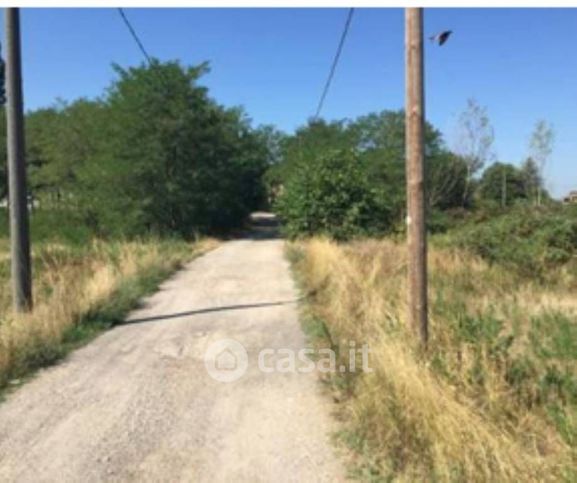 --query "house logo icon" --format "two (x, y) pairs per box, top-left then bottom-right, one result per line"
(204, 338), (248, 383)
(215, 348), (238, 371)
